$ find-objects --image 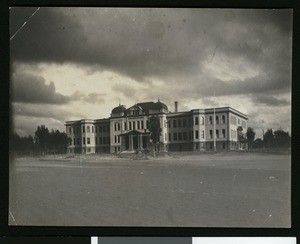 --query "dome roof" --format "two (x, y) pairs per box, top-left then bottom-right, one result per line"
(111, 105), (126, 114)
(155, 101), (168, 111)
